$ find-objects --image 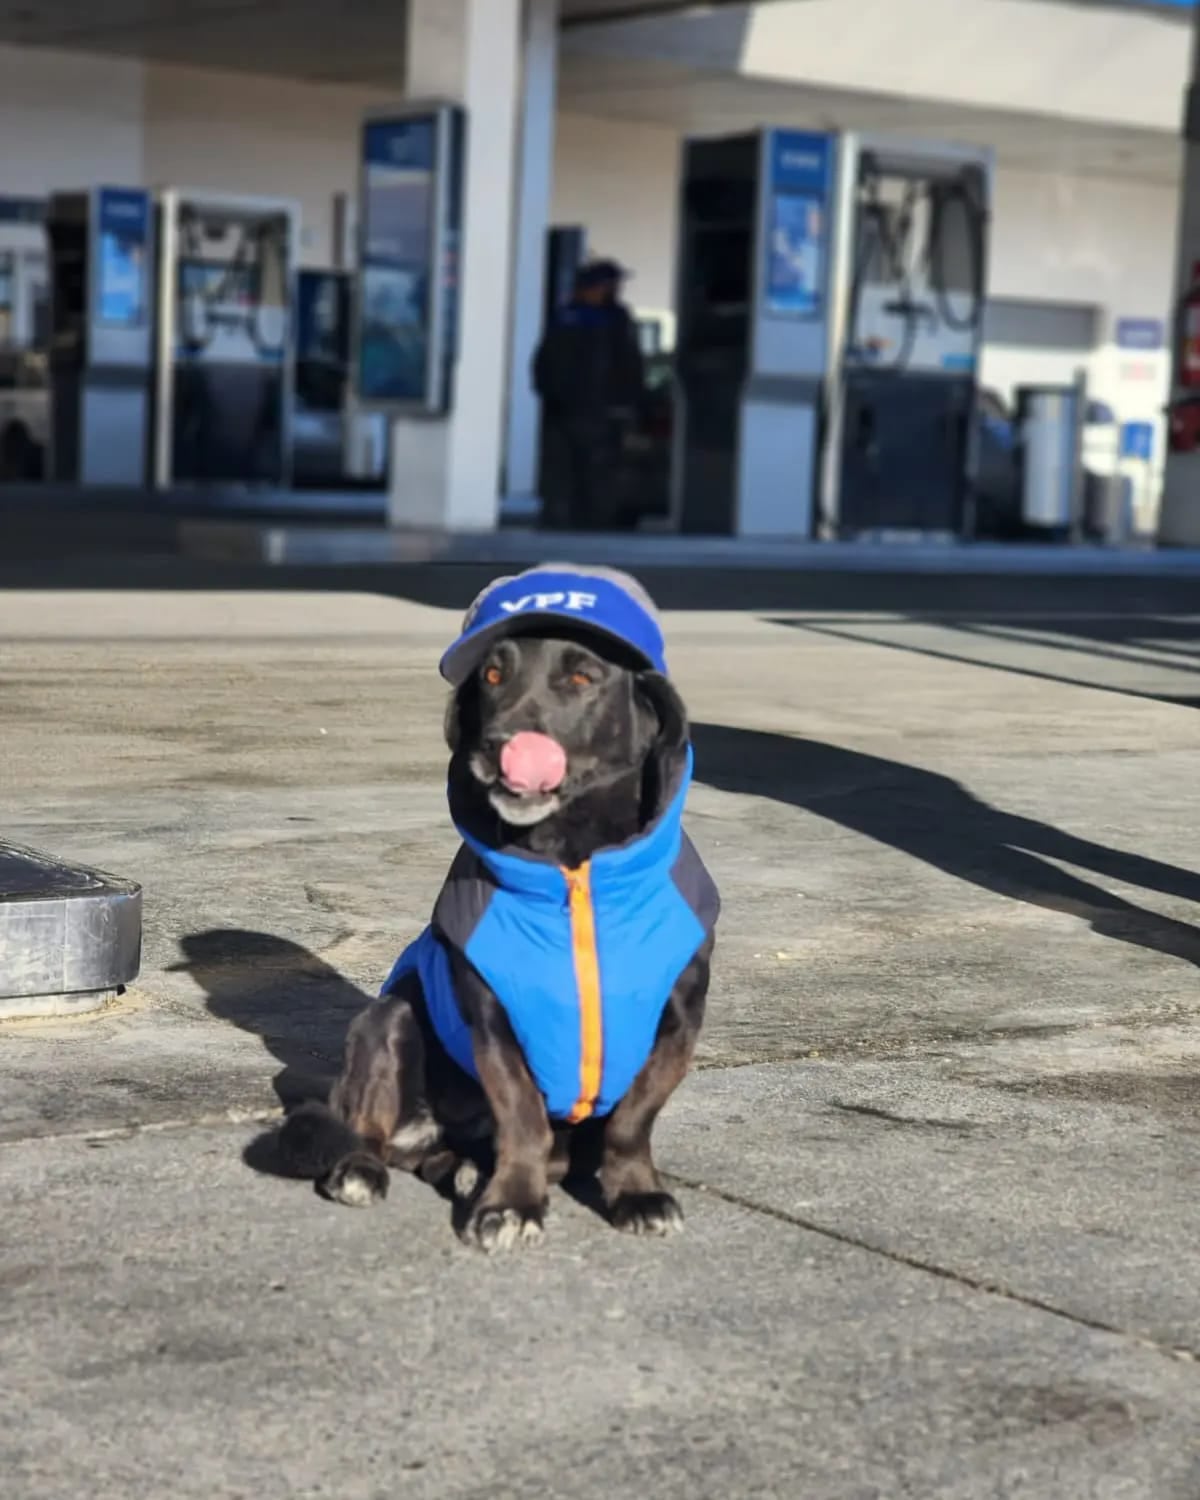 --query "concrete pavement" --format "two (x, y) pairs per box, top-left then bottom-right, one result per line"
(2, 573), (1200, 1498)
